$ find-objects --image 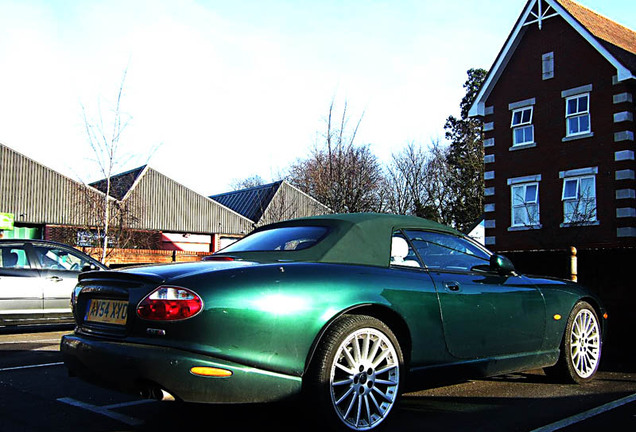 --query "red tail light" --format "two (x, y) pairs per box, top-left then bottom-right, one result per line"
(137, 286), (203, 321)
